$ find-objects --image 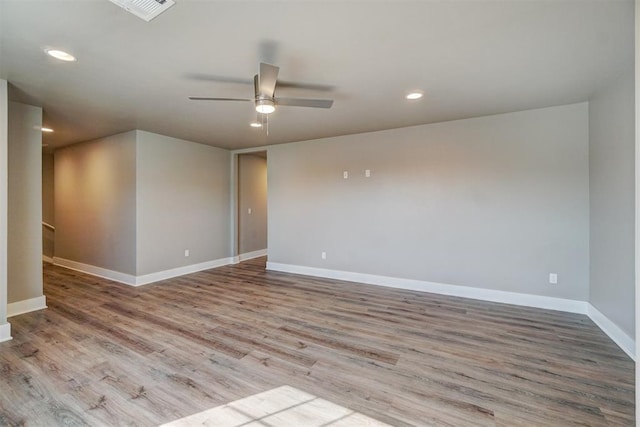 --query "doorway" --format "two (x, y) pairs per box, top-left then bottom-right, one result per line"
(236, 151), (268, 261)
